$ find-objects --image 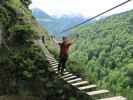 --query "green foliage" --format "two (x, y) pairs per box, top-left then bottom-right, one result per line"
(69, 97), (76, 100)
(21, 0), (31, 6)
(68, 9), (133, 100)
(0, 6), (10, 25)
(8, 24), (36, 45)
(0, 50), (17, 94)
(47, 46), (59, 59)
(124, 63), (133, 86)
(10, 44), (48, 80)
